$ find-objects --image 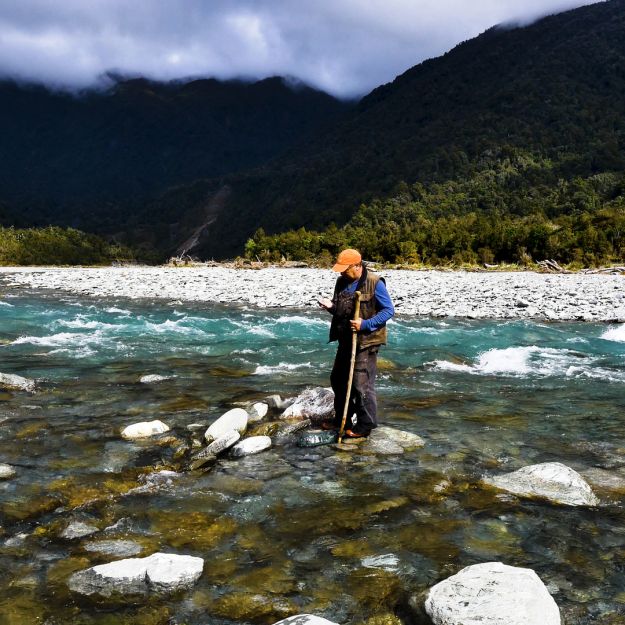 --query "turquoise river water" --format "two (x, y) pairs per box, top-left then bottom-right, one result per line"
(1, 286), (625, 624)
